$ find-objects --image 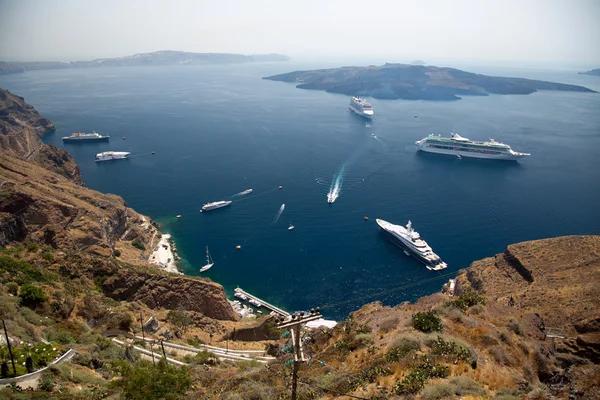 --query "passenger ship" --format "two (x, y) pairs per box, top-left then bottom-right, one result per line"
(415, 133), (530, 160)
(63, 131), (109, 142)
(349, 96), (374, 119)
(95, 151), (130, 162)
(376, 219), (447, 271)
